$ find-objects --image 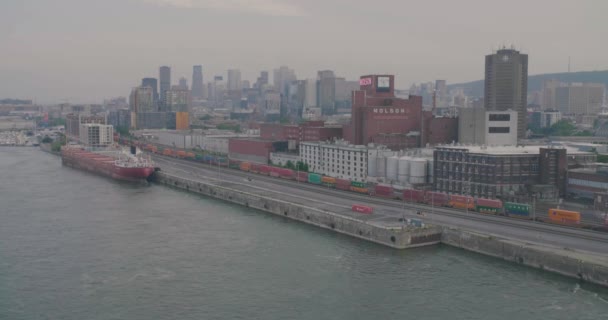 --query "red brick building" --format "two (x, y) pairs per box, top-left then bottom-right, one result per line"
(345, 75), (423, 150)
(228, 138), (289, 164)
(259, 121), (342, 145)
(422, 112), (458, 146)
